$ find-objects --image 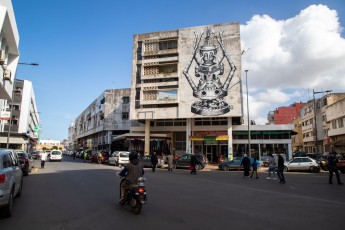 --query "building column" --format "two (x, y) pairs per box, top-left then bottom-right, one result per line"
(144, 119), (151, 155)
(227, 117), (233, 160)
(186, 118), (192, 153)
(288, 143), (292, 160)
